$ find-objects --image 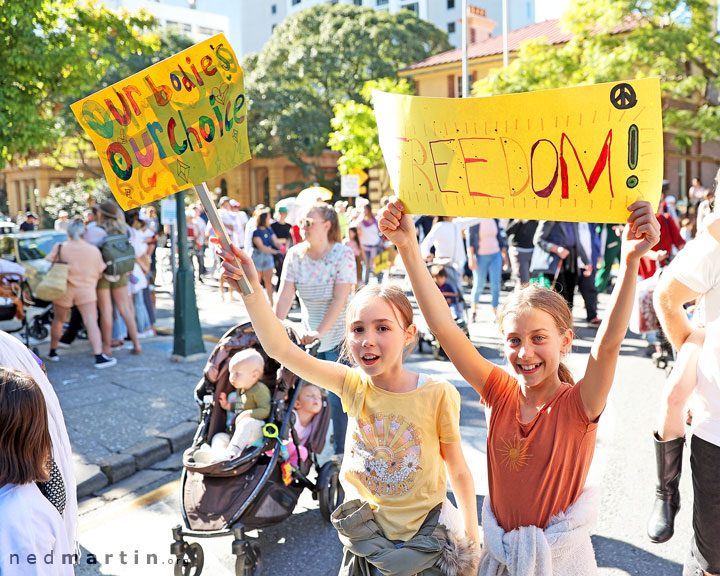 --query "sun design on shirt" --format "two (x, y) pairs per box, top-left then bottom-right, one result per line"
(349, 412), (422, 496)
(498, 434), (532, 472)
